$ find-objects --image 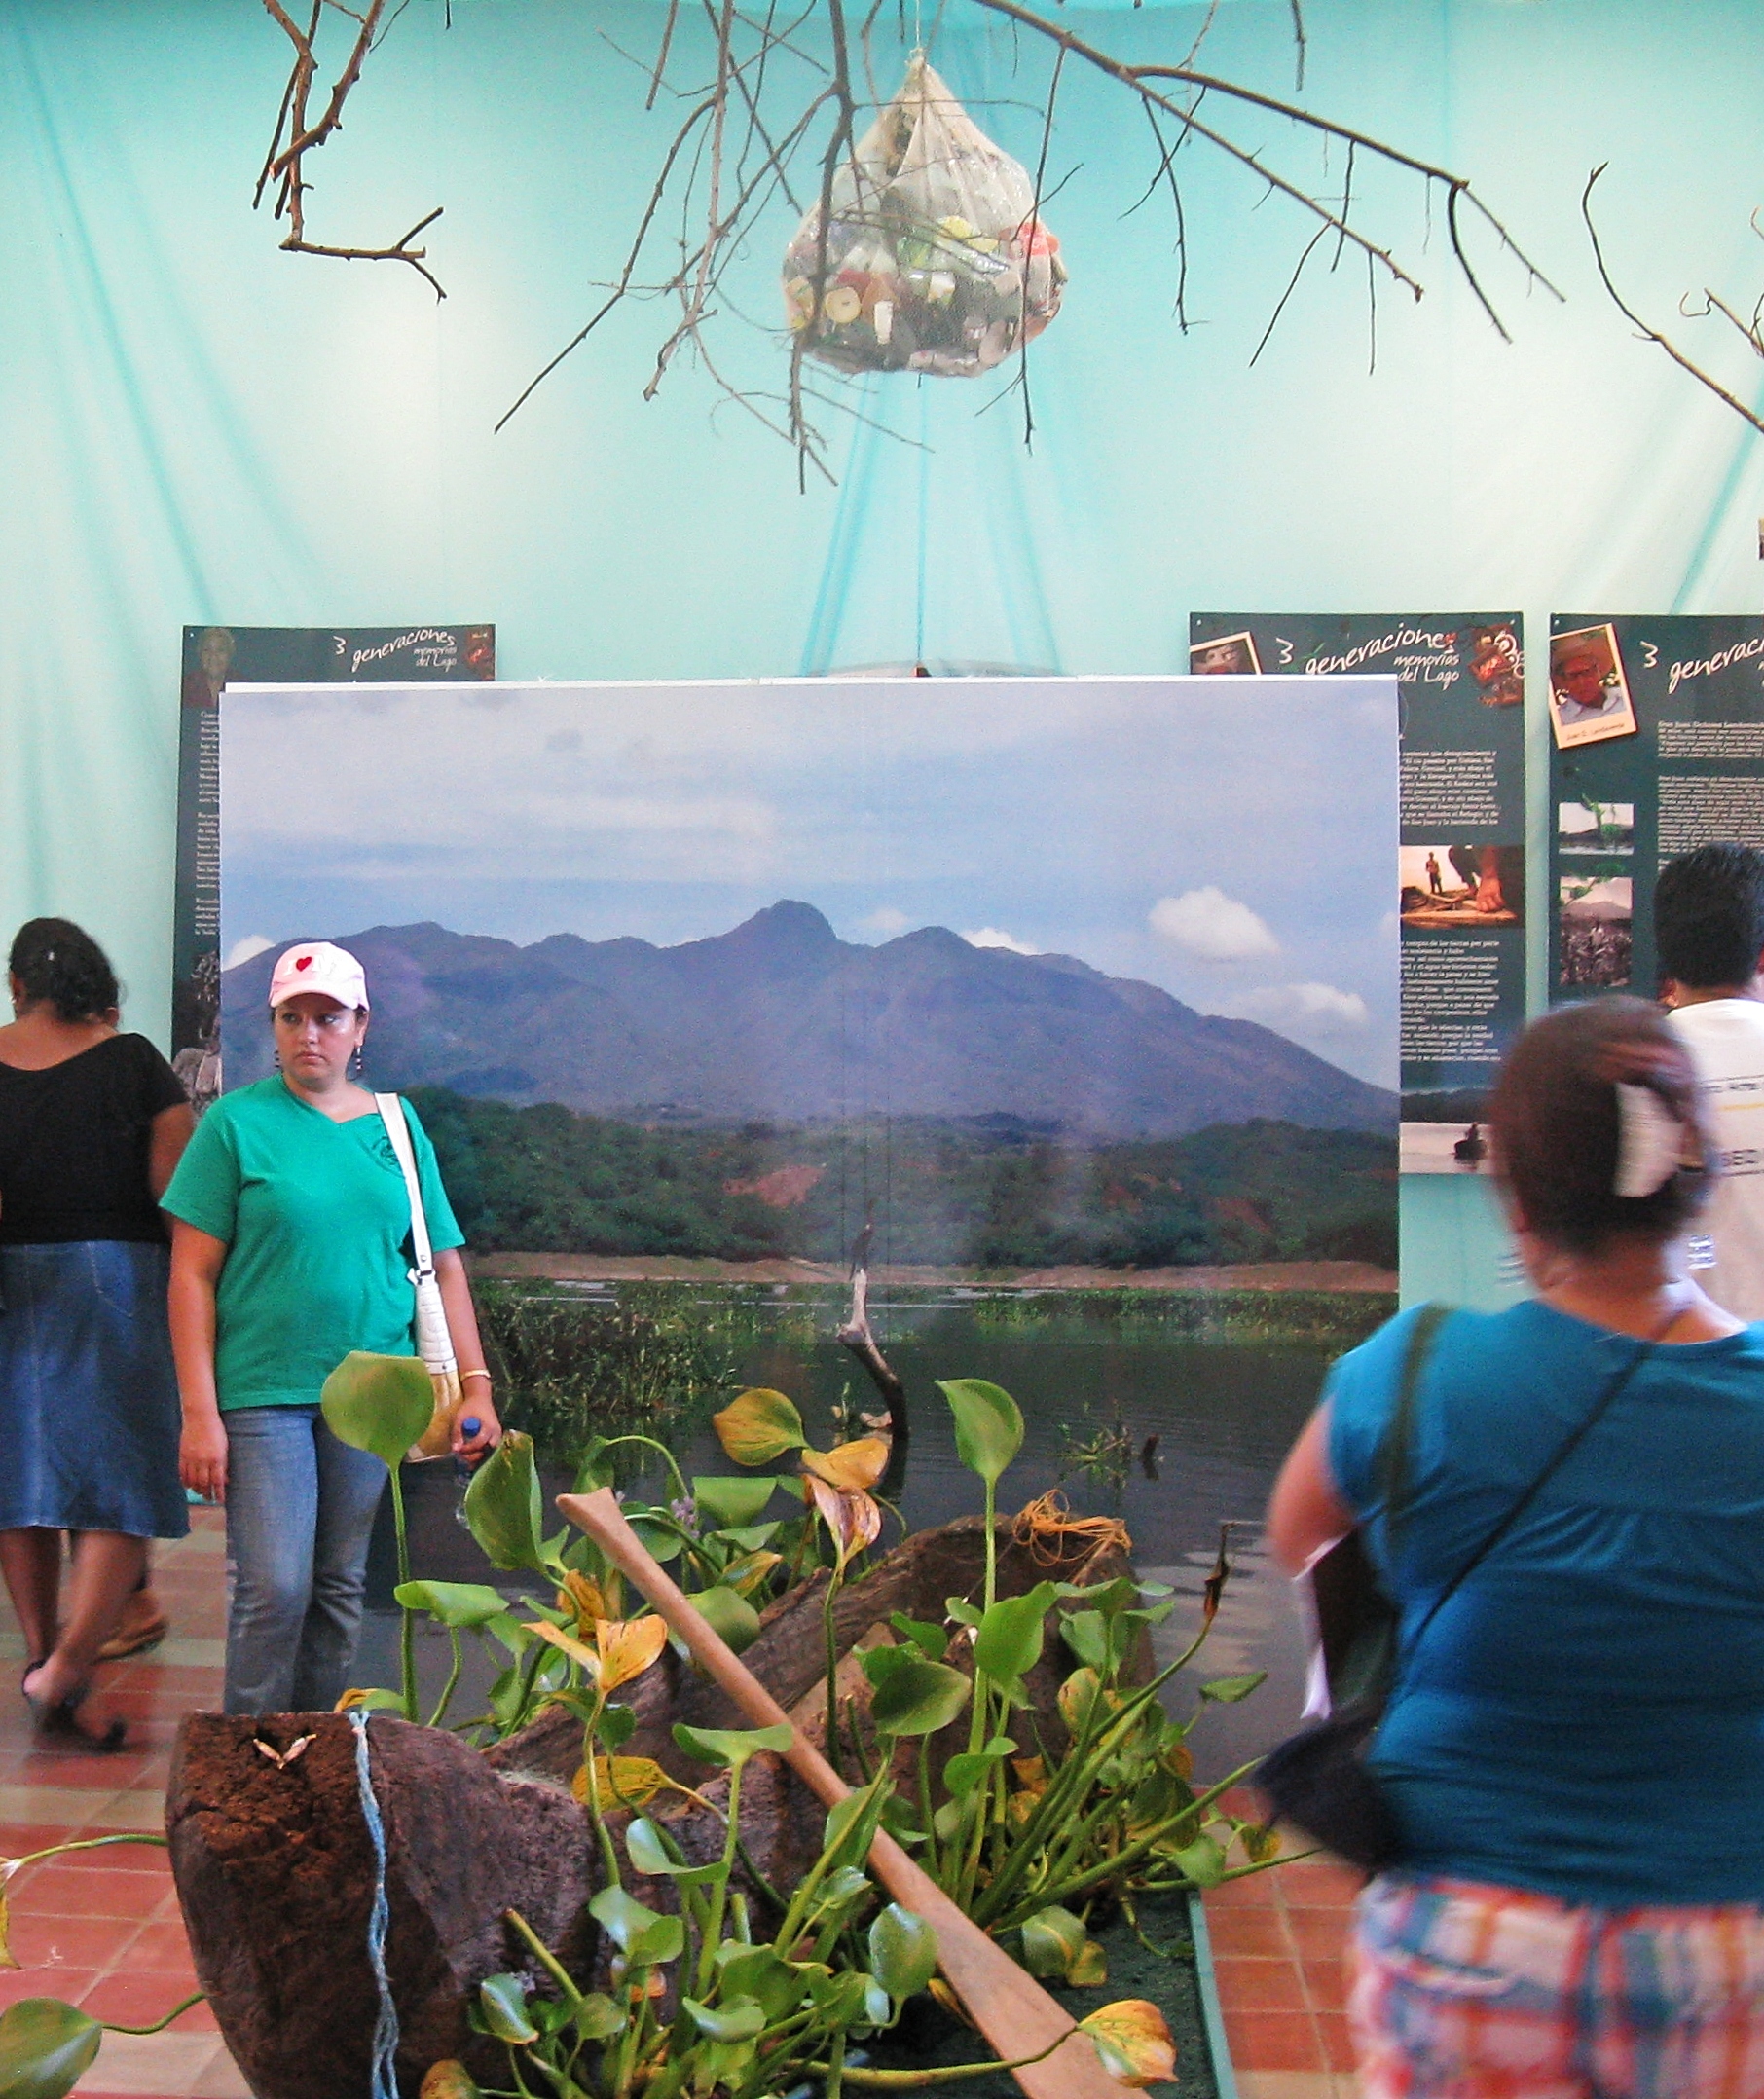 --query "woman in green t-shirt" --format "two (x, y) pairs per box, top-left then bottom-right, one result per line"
(164, 941), (500, 1715)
